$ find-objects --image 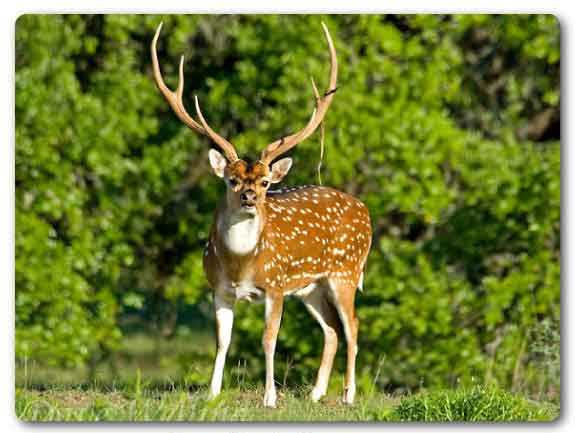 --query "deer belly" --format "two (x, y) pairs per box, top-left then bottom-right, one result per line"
(285, 281), (319, 298)
(233, 281), (264, 303)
